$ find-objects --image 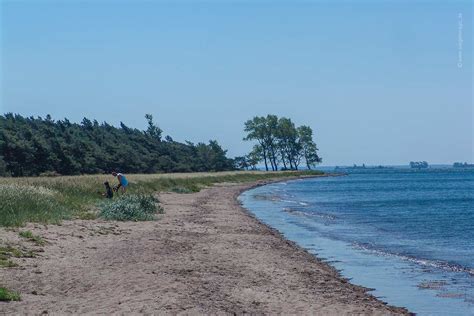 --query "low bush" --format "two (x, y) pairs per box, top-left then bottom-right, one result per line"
(99, 194), (163, 221)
